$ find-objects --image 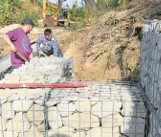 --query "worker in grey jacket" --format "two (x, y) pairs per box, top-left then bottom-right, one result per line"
(35, 28), (63, 57)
